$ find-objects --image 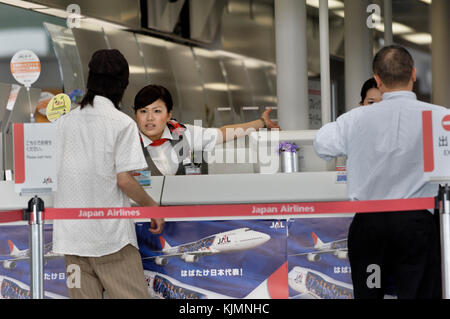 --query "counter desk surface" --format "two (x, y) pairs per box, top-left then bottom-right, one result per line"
(0, 172), (349, 223)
